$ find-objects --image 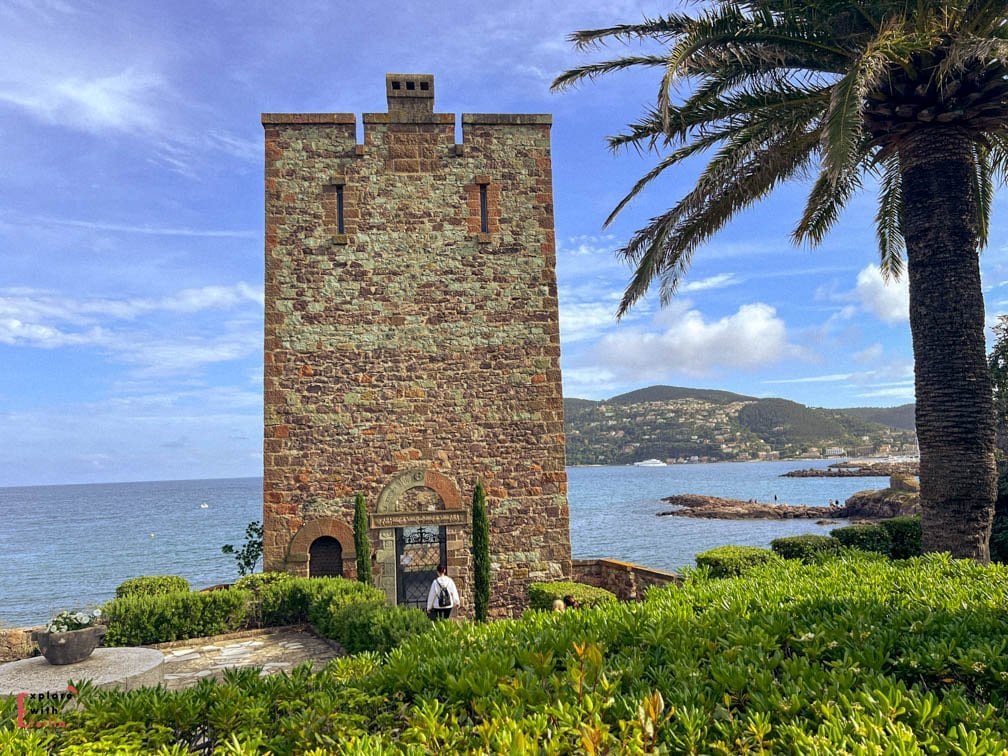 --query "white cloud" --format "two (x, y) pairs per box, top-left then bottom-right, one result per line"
(0, 68), (165, 135)
(0, 283), (262, 325)
(559, 301), (618, 343)
(764, 373), (852, 384)
(856, 384), (915, 400)
(594, 302), (792, 378)
(0, 284), (262, 375)
(853, 343), (884, 364)
(34, 217), (257, 238)
(0, 318), (108, 348)
(680, 273), (739, 293)
(561, 366), (621, 400)
(854, 265), (909, 323)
